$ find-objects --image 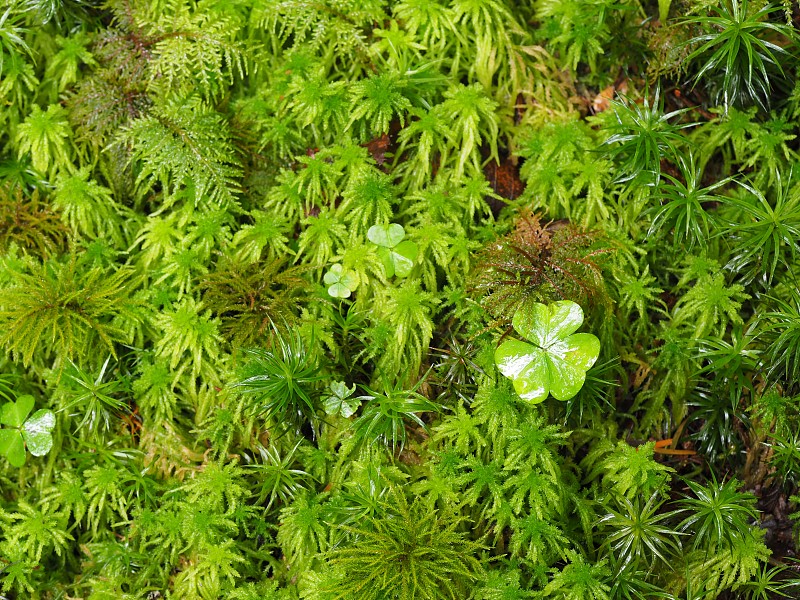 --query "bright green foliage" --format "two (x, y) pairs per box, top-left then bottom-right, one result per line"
(0, 257), (139, 366)
(686, 532), (771, 597)
(598, 492), (681, 568)
(348, 72), (412, 139)
(145, 0), (247, 101)
(1, 0), (799, 597)
(683, 0), (796, 112)
(317, 490), (483, 599)
(15, 103), (72, 177)
(601, 88), (694, 183)
(541, 553), (611, 600)
(595, 441), (674, 499)
(737, 563), (798, 600)
(58, 356), (128, 437)
(672, 272), (748, 337)
(154, 297), (222, 382)
(367, 222), (419, 278)
(758, 291), (800, 391)
(232, 329), (325, 436)
(1, 501), (71, 562)
(495, 300), (600, 403)
(648, 155), (727, 249)
(324, 264), (359, 299)
(249, 441), (311, 512)
(441, 84), (499, 180)
(0, 394), (55, 466)
(0, 5), (30, 76)
(371, 280), (439, 376)
(120, 96), (242, 208)
(352, 377), (440, 451)
(679, 476), (759, 552)
(278, 489), (329, 568)
(53, 168), (129, 245)
(45, 32), (97, 93)
(721, 177), (800, 287)
(322, 381), (359, 418)
(766, 429), (800, 486)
